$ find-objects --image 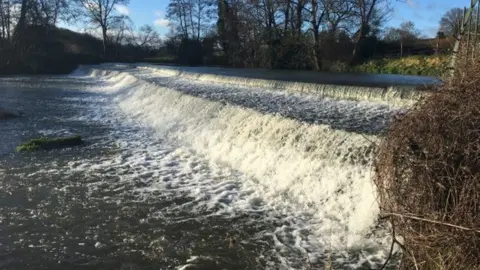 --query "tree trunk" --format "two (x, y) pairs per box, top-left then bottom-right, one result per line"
(310, 45), (320, 71)
(351, 24), (367, 64)
(15, 0), (29, 38)
(294, 0), (303, 40)
(283, 0), (290, 34)
(102, 26), (108, 56)
(6, 1), (10, 40)
(400, 40), (403, 57)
